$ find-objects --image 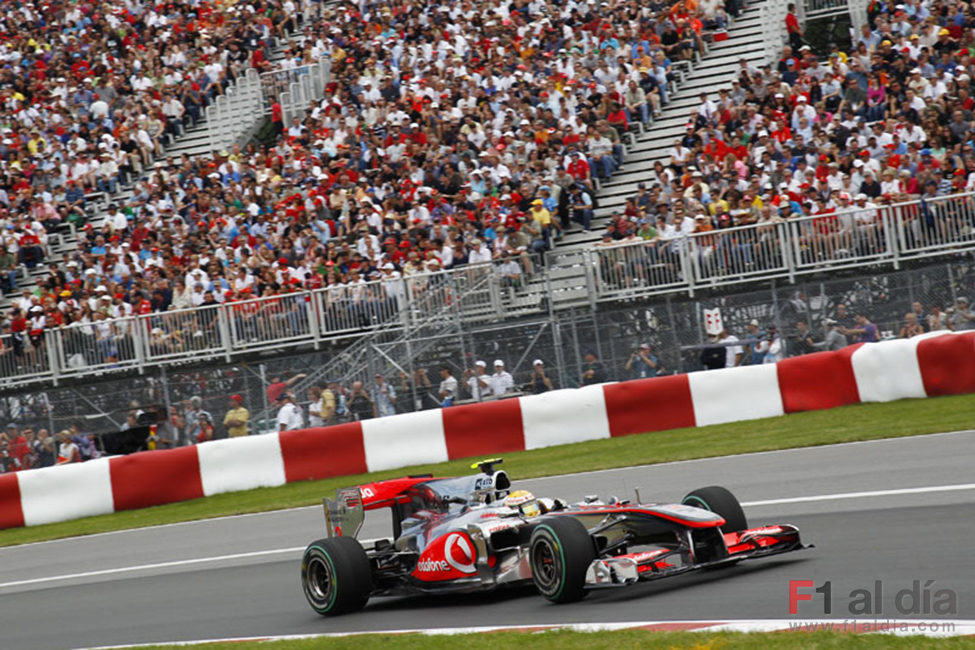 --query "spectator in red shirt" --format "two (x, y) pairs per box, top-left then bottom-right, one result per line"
(266, 372), (308, 404)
